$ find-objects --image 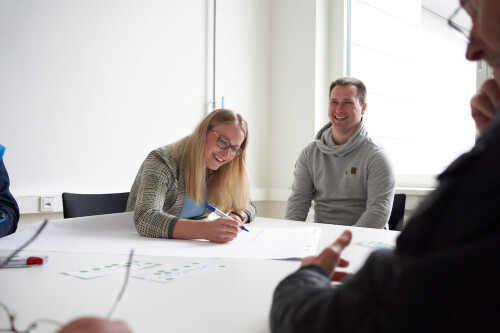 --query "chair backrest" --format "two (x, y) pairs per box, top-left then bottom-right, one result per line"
(388, 193), (406, 230)
(62, 192), (130, 219)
